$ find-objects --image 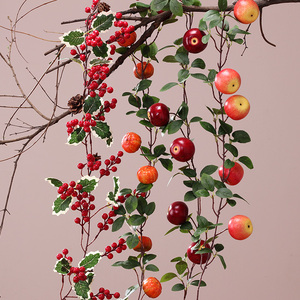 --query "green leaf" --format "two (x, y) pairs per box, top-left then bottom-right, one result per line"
(224, 159), (235, 169)
(200, 165), (218, 176)
(191, 73), (208, 81)
(119, 188), (132, 195)
(175, 52), (189, 65)
(145, 202), (156, 216)
(154, 144), (166, 157)
(174, 37), (183, 45)
(178, 69), (190, 83)
(141, 43), (158, 59)
(232, 130), (251, 143)
(218, 0), (228, 11)
(201, 173), (215, 191)
(198, 19), (207, 31)
(219, 120), (233, 135)
(194, 188), (210, 197)
(160, 272), (177, 282)
(113, 259), (140, 269)
(68, 127), (86, 145)
(182, 0), (194, 5)
(197, 216), (210, 229)
(172, 283), (185, 291)
(180, 221), (193, 230)
(46, 178), (62, 188)
(74, 280), (90, 299)
(183, 168), (197, 178)
(191, 58), (206, 69)
(127, 215), (146, 226)
(135, 79), (152, 92)
(224, 143), (238, 157)
(80, 251), (101, 270)
(136, 183), (153, 193)
(124, 285), (139, 299)
(214, 243), (224, 252)
(137, 197), (147, 215)
(92, 121), (112, 142)
(160, 82), (178, 92)
(216, 187), (233, 198)
(176, 261), (188, 275)
(165, 225), (180, 235)
(200, 121), (216, 134)
(92, 13), (114, 32)
(151, 0), (169, 11)
(171, 257), (183, 262)
(78, 177), (99, 193)
(62, 30), (84, 46)
(208, 69), (217, 82)
(146, 264), (159, 272)
(139, 119), (154, 128)
(167, 120), (183, 134)
(170, 0), (183, 16)
(227, 199), (237, 207)
(53, 196), (72, 215)
(112, 216), (125, 232)
(184, 191), (196, 202)
(202, 33), (211, 44)
(126, 234), (140, 249)
(196, 248), (213, 255)
(83, 95), (101, 115)
(163, 55), (178, 63)
(143, 254), (157, 265)
(125, 196), (138, 214)
(177, 102), (189, 120)
(190, 280), (206, 287)
(159, 158), (173, 171)
(54, 258), (71, 275)
(136, 108), (148, 118)
(190, 116), (202, 123)
(217, 254), (227, 269)
(92, 43), (109, 58)
(128, 94), (141, 108)
(239, 156), (254, 169)
(142, 94), (156, 109)
(203, 10), (220, 22)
